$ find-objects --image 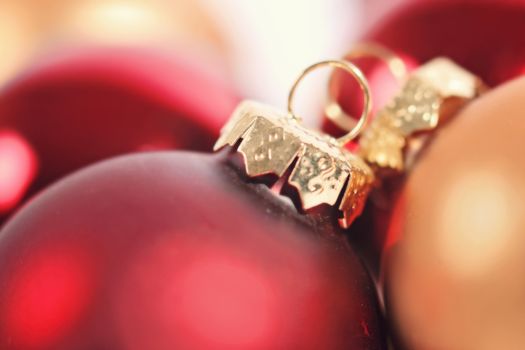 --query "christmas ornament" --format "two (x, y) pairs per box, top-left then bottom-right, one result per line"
(0, 47), (238, 221)
(363, 0), (525, 86)
(359, 57), (484, 174)
(330, 56), (484, 273)
(215, 60), (374, 228)
(0, 60), (386, 349)
(328, 0), (525, 135)
(384, 76), (525, 350)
